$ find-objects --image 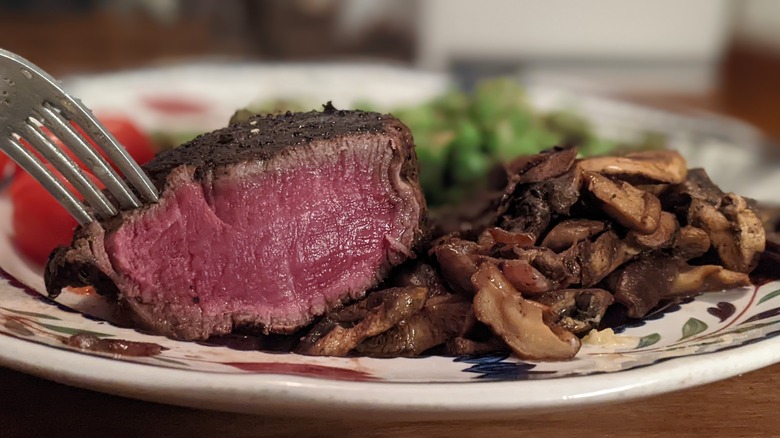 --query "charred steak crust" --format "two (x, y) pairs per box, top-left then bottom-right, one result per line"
(144, 105), (420, 189)
(45, 107), (426, 340)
